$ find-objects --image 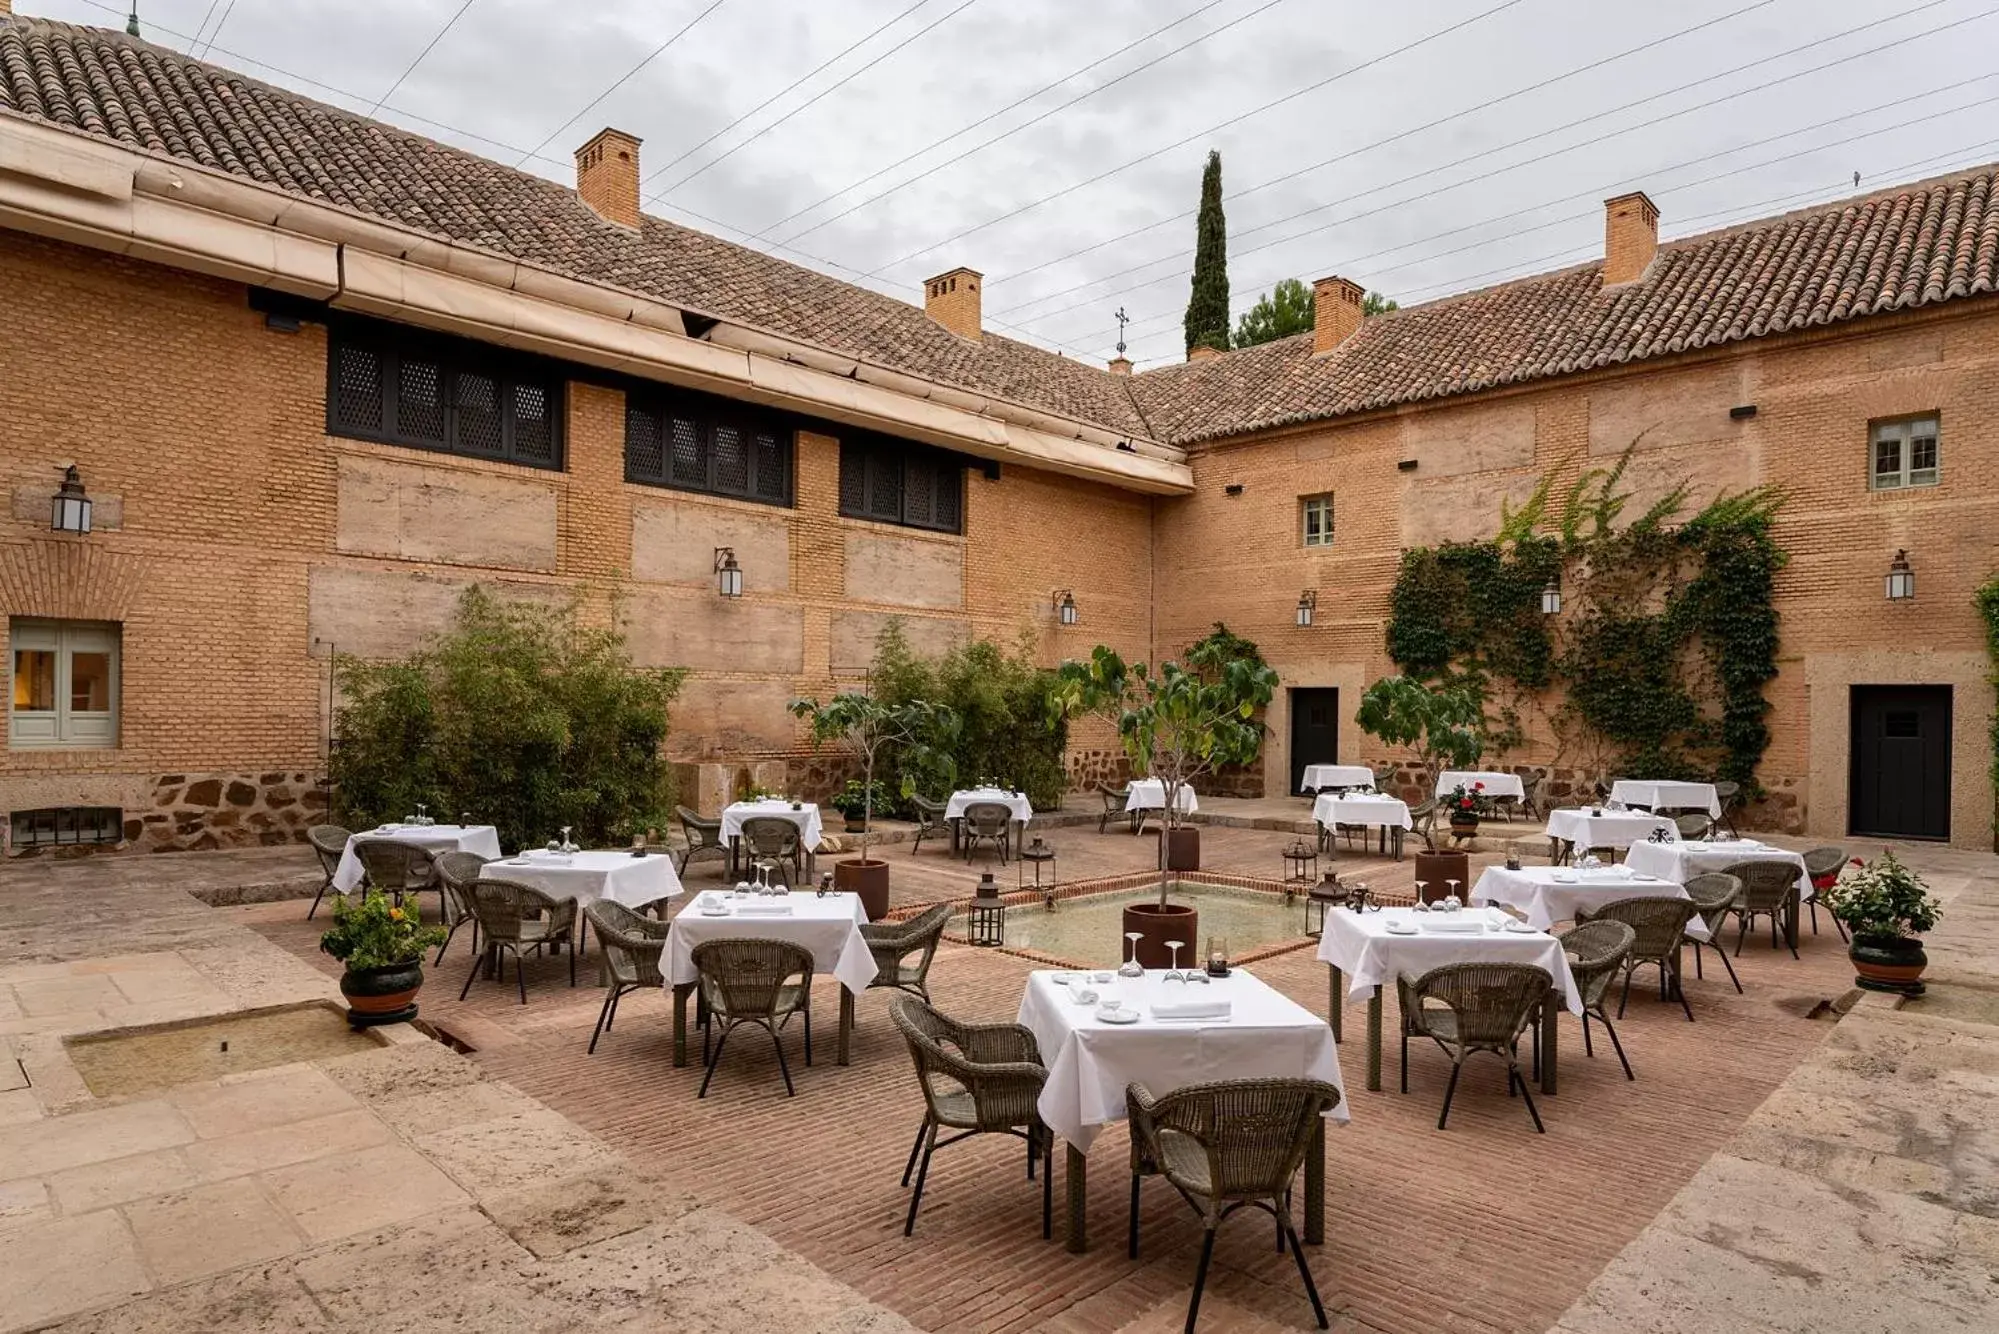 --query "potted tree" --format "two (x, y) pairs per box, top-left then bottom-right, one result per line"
(791, 692), (956, 921)
(1054, 645), (1277, 967)
(1354, 675), (1486, 799)
(319, 886), (446, 1027)
(1819, 850), (1942, 996)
